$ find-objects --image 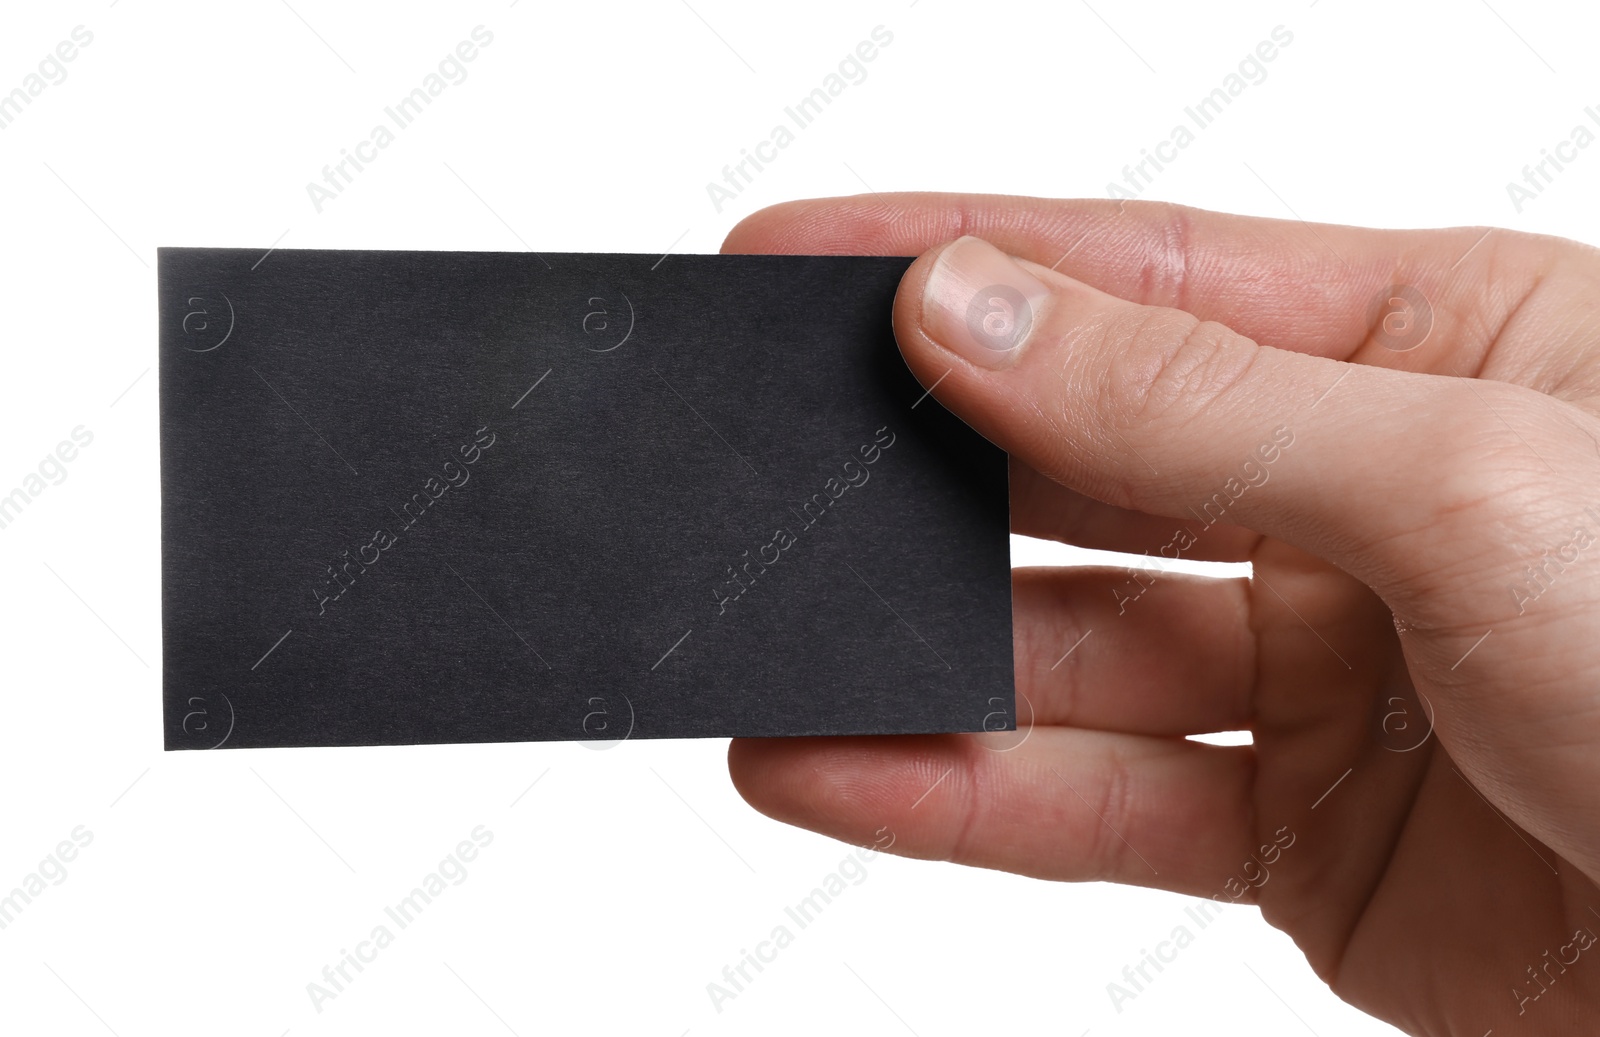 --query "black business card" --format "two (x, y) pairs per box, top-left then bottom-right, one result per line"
(158, 248), (1012, 749)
